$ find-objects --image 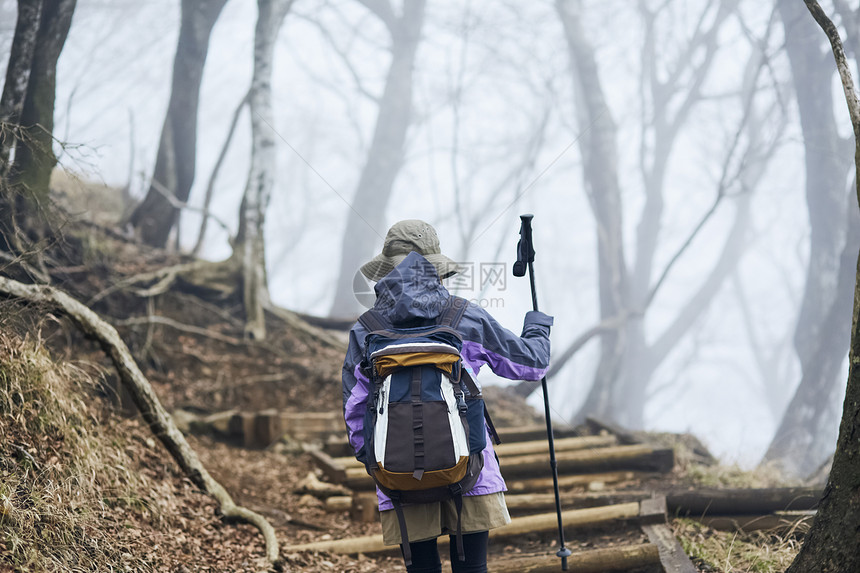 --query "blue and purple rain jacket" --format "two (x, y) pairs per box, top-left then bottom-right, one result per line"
(341, 252), (553, 511)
